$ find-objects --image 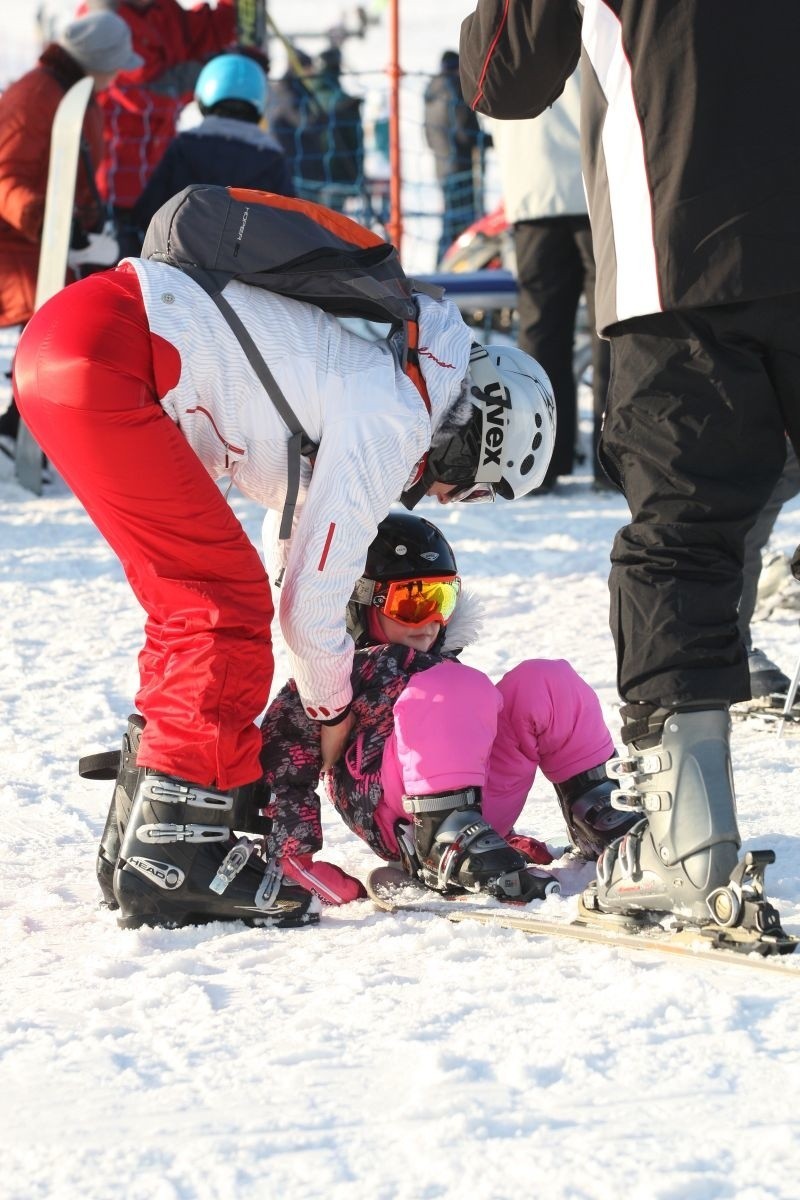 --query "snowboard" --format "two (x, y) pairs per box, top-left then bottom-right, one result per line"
(16, 75), (94, 494)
